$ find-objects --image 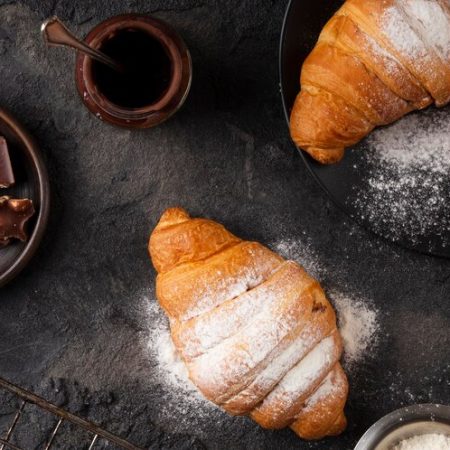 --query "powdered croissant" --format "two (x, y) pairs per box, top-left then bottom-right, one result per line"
(290, 0), (450, 164)
(149, 207), (349, 440)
